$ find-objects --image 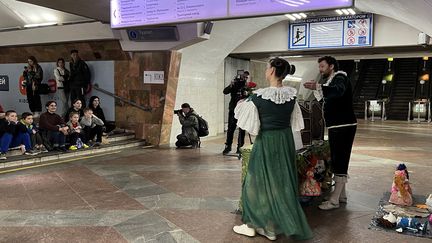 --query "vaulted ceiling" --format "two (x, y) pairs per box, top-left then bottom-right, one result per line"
(1, 0), (432, 41)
